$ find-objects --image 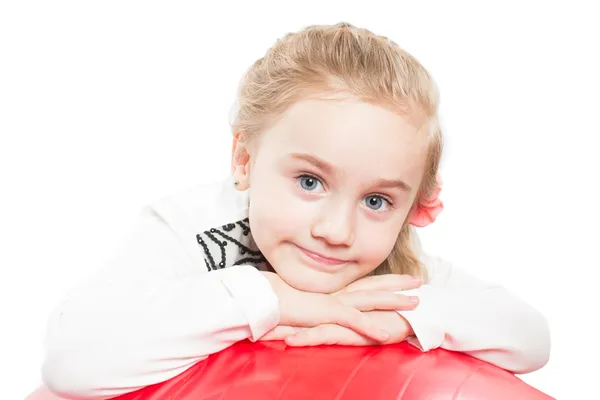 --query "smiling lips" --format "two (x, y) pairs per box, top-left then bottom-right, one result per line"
(295, 244), (352, 269)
